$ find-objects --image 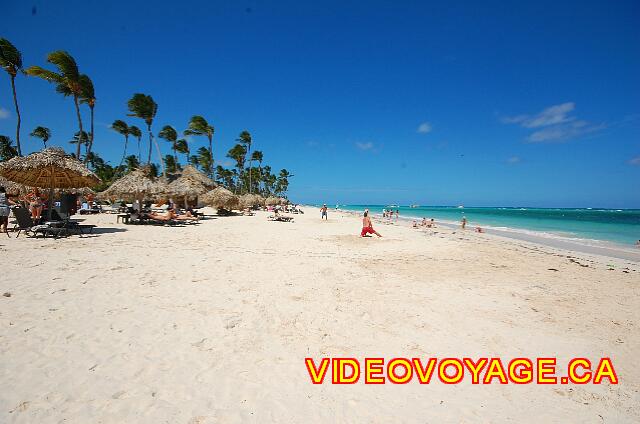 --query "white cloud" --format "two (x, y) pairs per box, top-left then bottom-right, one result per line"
(528, 121), (605, 143)
(355, 142), (374, 151)
(417, 122), (432, 134)
(502, 102), (575, 128)
(502, 102), (605, 143)
(629, 157), (640, 166)
(507, 156), (521, 164)
(0, 107), (10, 119)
